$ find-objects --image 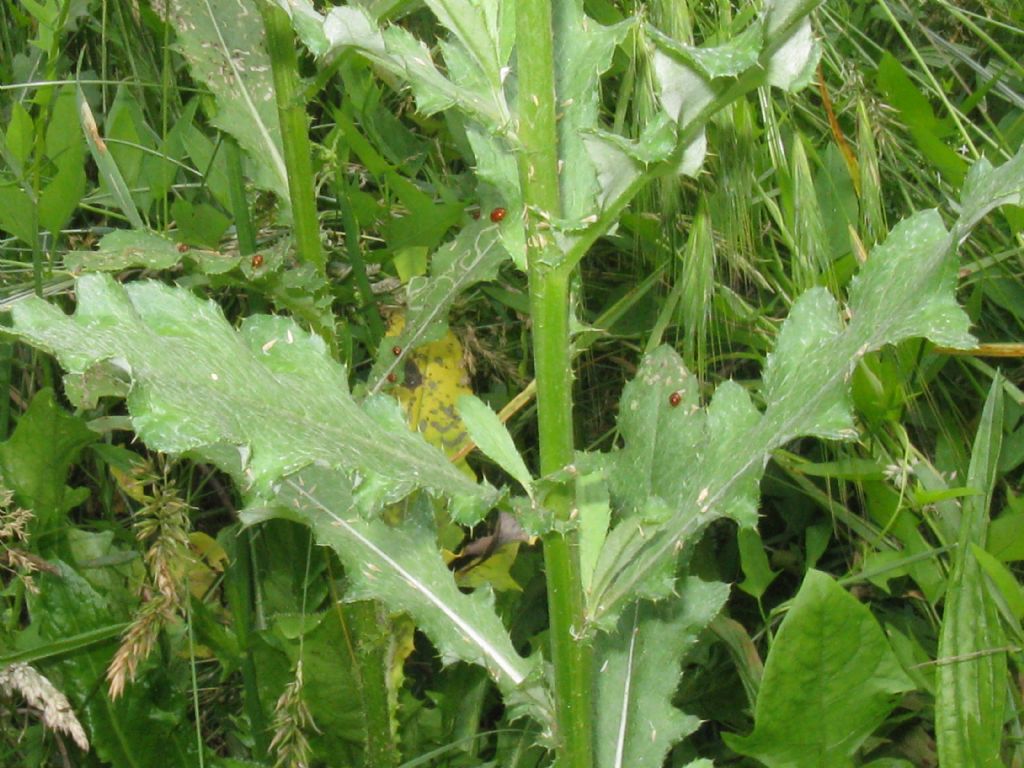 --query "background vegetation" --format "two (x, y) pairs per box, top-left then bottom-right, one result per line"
(0, 0), (1022, 766)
